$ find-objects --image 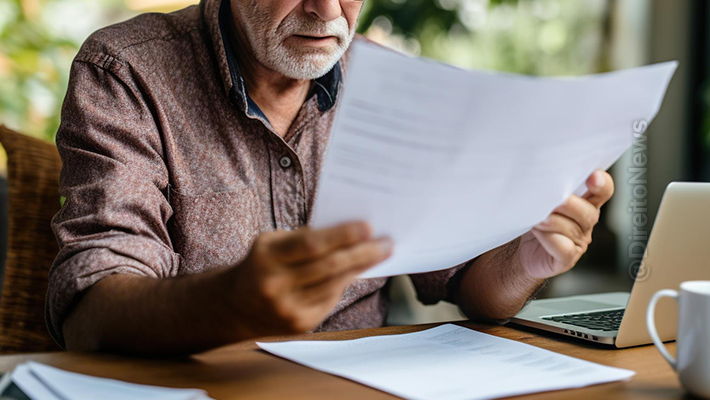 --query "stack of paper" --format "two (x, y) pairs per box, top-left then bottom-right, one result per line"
(312, 41), (677, 279)
(258, 324), (634, 400)
(4, 362), (213, 400)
